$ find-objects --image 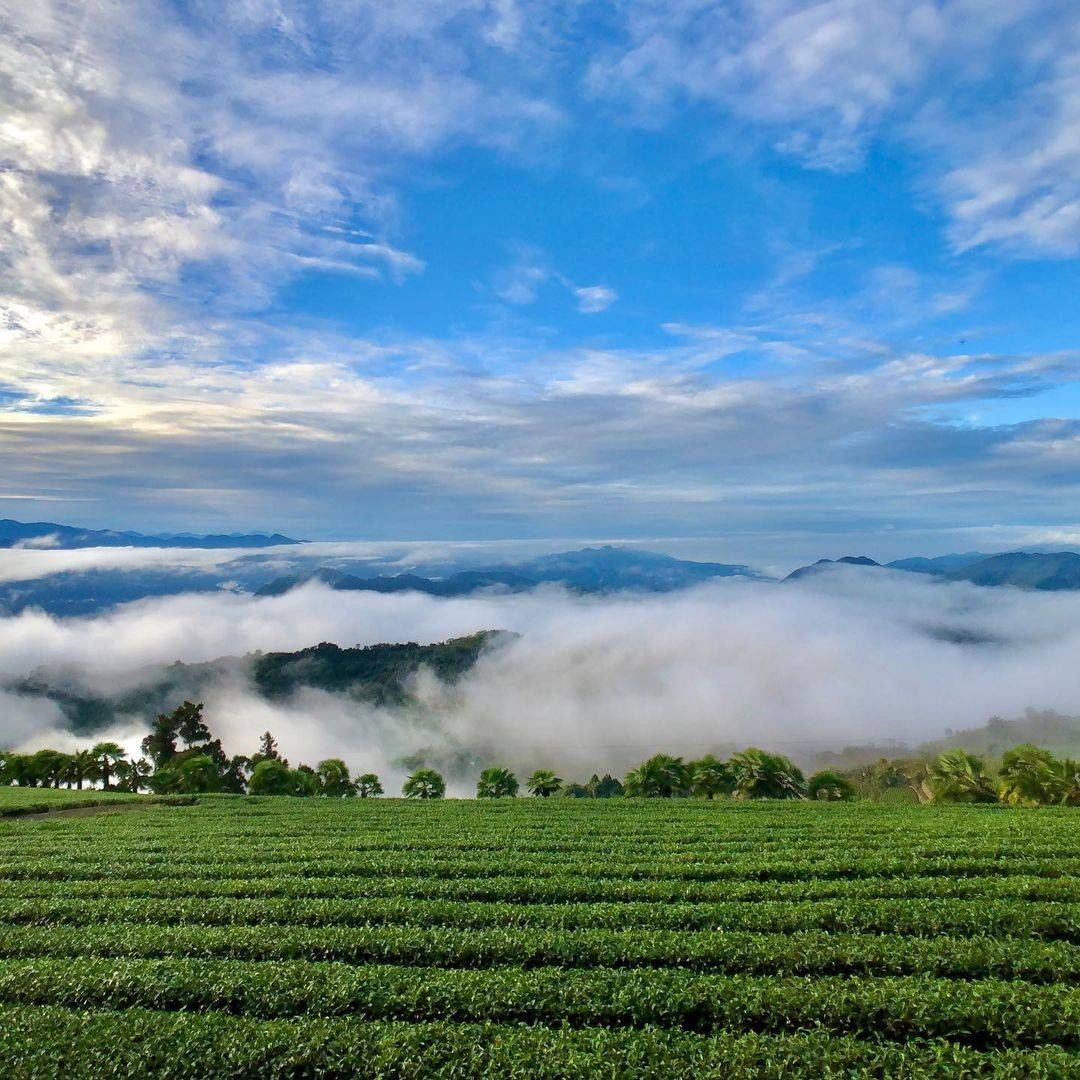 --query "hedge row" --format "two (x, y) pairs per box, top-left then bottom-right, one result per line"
(0, 924), (1078, 981)
(0, 1005), (1077, 1078)
(1, 895), (1076, 940)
